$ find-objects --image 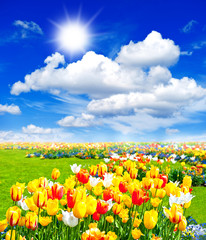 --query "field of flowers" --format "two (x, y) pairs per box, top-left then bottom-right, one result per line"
(0, 142), (206, 240)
